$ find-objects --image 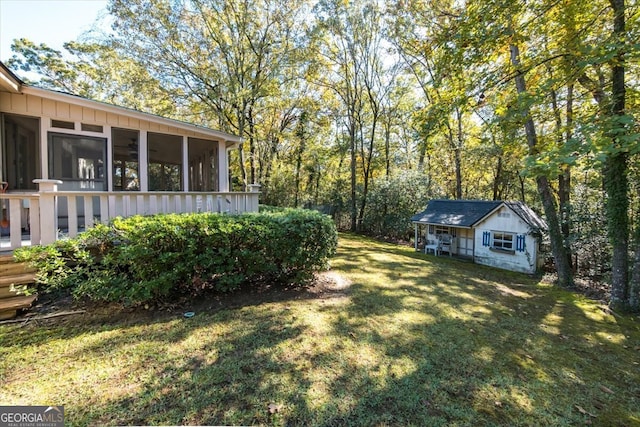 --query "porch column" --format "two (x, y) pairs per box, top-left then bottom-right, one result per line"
(34, 179), (62, 245)
(247, 184), (260, 213)
(182, 136), (189, 192)
(139, 130), (148, 191)
(105, 125), (113, 191)
(218, 141), (230, 192)
(40, 122), (49, 179)
(414, 224), (418, 251)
